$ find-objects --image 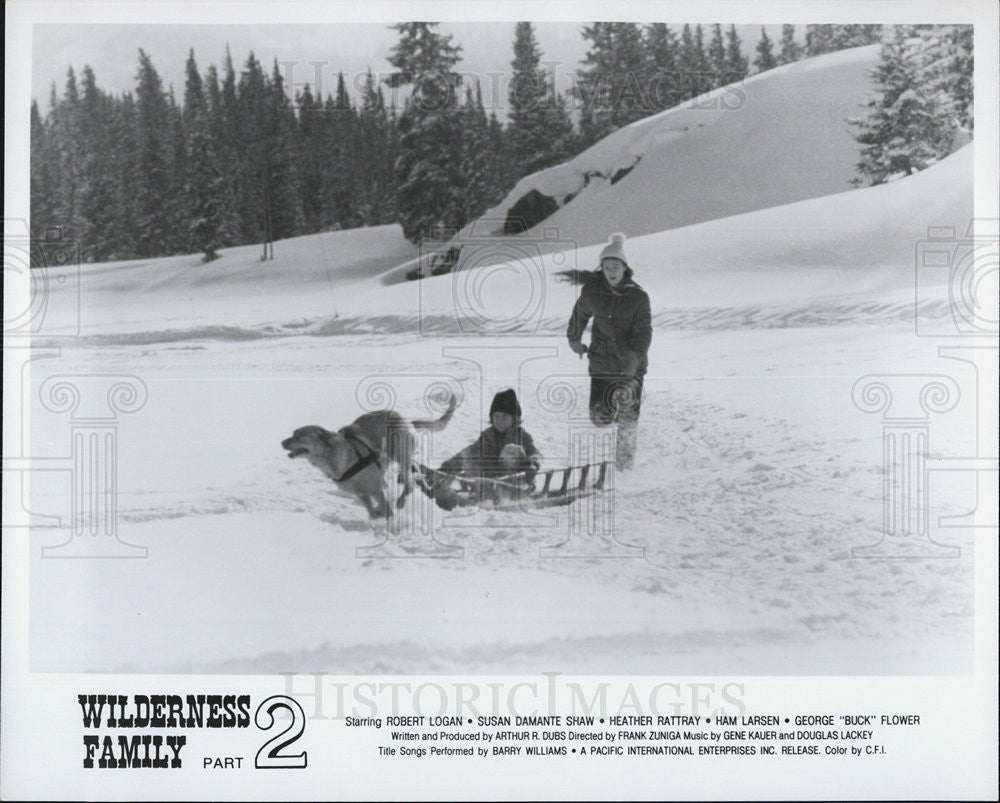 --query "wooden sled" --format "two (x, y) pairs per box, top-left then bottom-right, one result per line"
(417, 461), (612, 511)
